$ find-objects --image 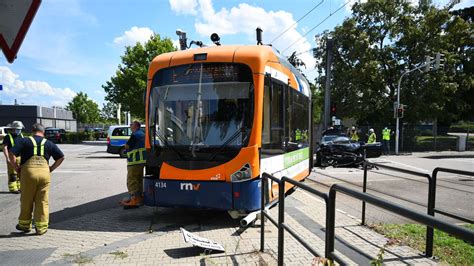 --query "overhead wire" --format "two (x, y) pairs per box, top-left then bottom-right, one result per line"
(280, 0), (351, 54)
(270, 0), (325, 44)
